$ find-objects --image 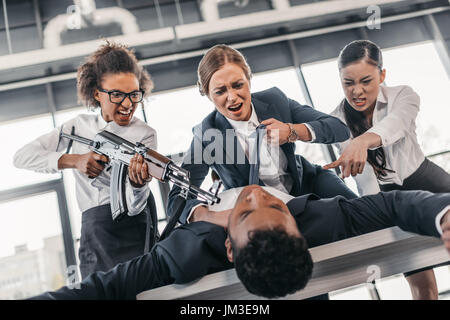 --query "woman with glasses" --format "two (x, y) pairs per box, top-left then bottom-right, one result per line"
(13, 41), (157, 279)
